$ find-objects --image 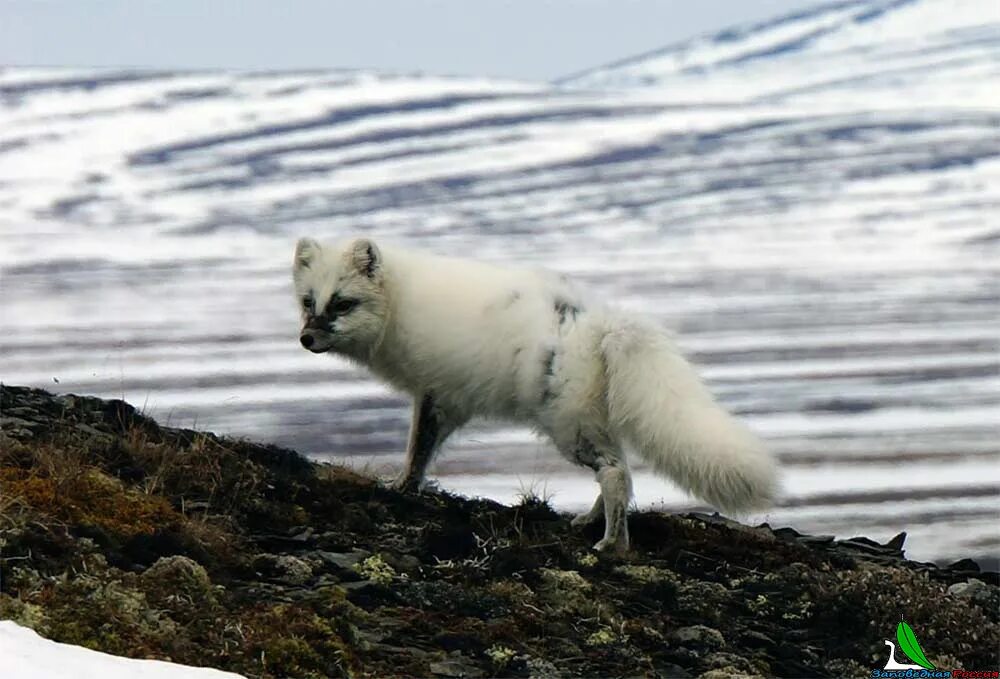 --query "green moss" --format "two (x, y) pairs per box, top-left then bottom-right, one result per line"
(140, 555), (219, 622)
(0, 597), (47, 629)
(243, 604), (358, 679)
